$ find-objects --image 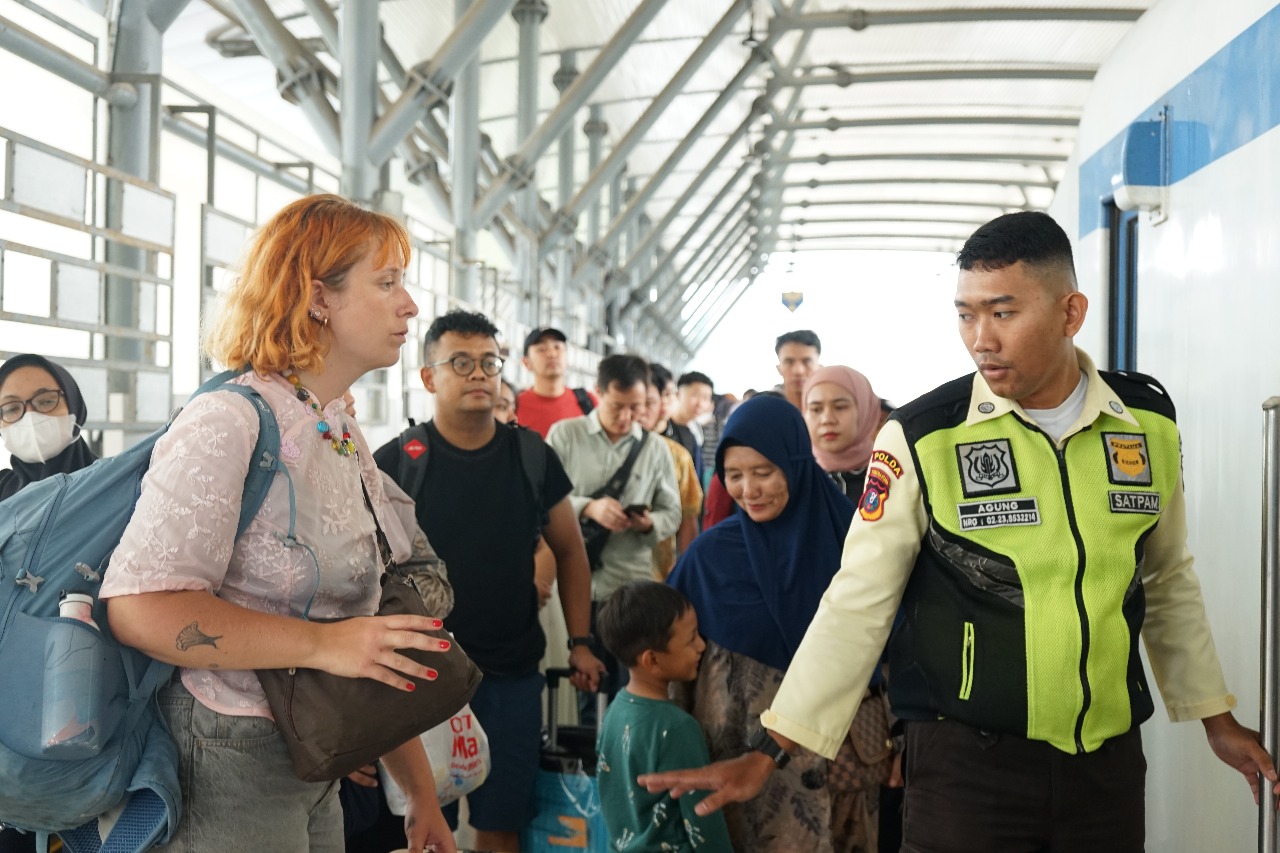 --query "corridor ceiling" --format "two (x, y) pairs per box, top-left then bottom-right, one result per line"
(158, 0), (1153, 347)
